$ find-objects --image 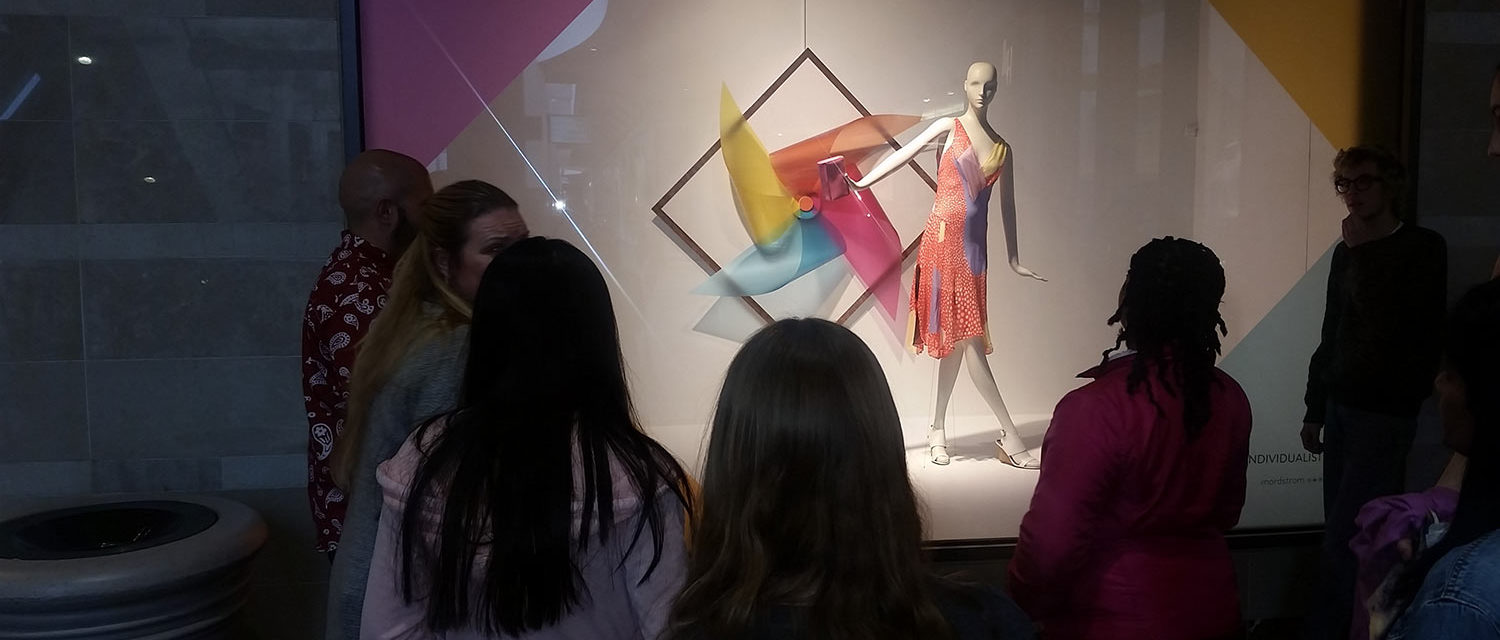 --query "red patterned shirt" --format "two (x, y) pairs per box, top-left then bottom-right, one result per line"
(303, 231), (394, 552)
